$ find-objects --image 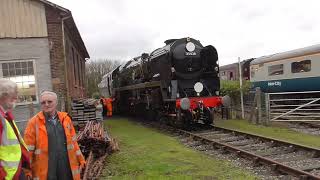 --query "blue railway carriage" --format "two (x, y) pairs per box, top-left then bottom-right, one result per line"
(250, 44), (320, 93)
